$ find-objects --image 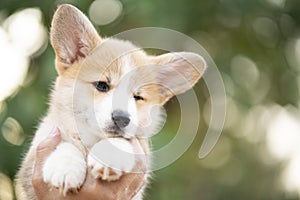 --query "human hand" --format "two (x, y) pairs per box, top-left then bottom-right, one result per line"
(32, 129), (147, 200)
